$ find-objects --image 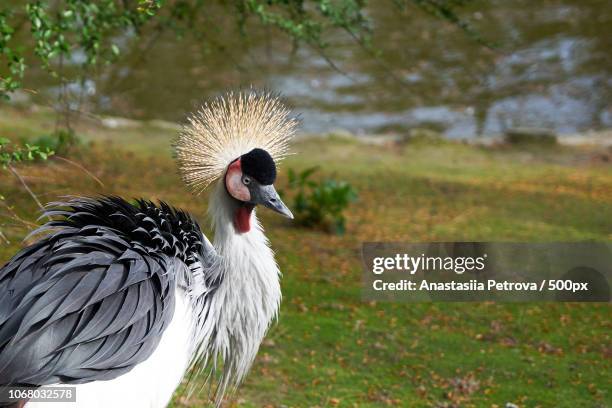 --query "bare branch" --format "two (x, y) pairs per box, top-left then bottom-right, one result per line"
(7, 164), (50, 221)
(0, 229), (9, 245)
(53, 155), (105, 188)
